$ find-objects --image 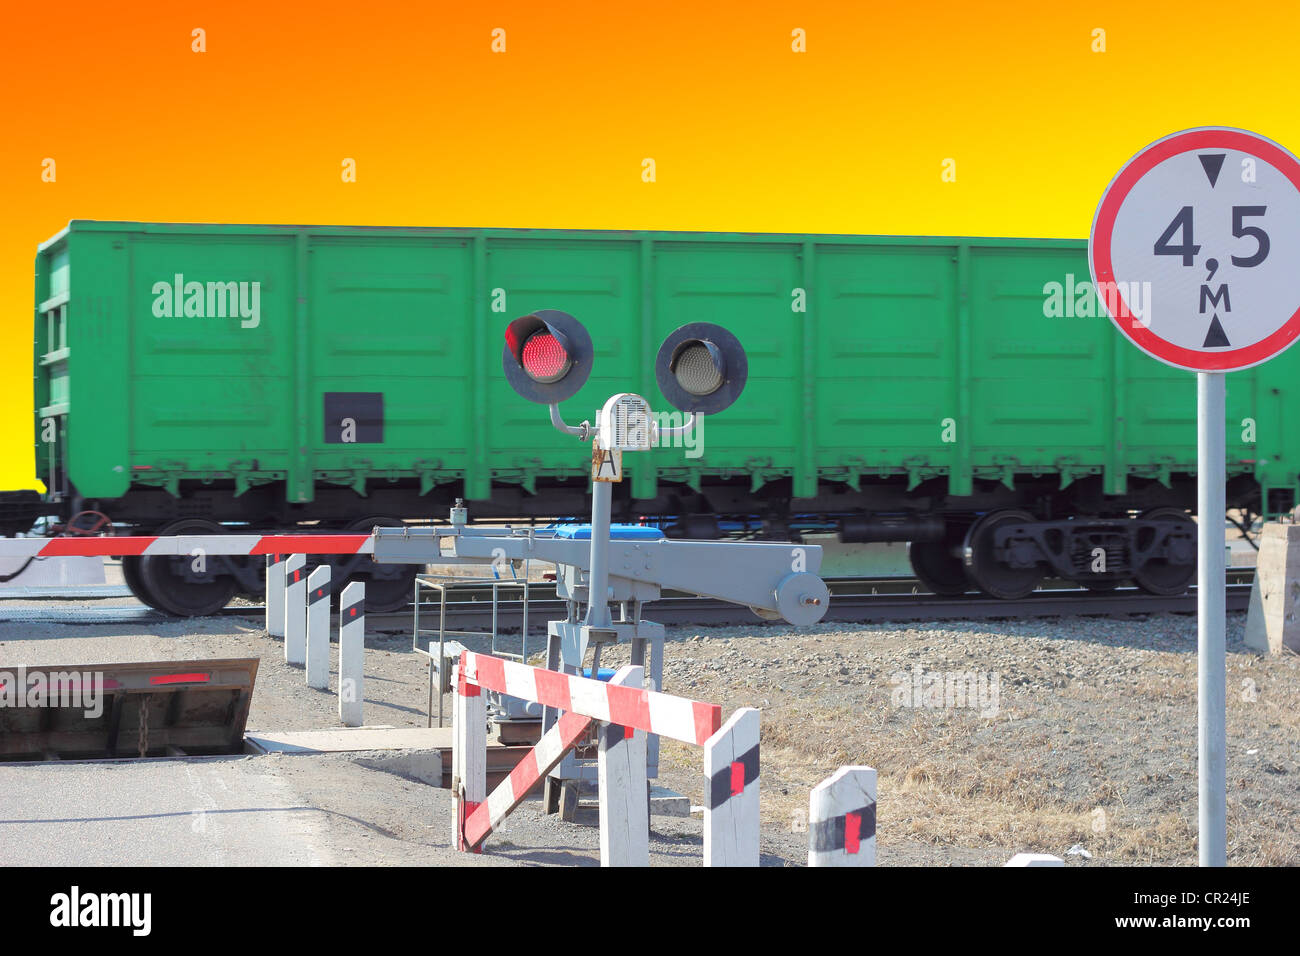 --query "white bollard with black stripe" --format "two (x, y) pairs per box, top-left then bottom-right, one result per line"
(338, 581), (365, 727)
(808, 766), (877, 866)
(283, 554), (306, 665)
(703, 707), (760, 867)
(266, 555), (286, 637)
(306, 565), (331, 689)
